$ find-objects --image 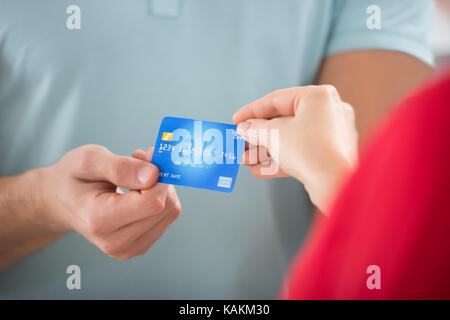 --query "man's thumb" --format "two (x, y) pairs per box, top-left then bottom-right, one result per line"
(104, 155), (159, 190)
